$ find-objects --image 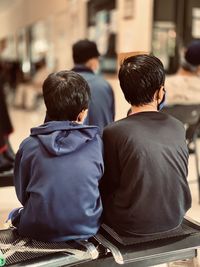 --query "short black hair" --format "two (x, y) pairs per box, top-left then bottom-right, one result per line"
(185, 40), (200, 66)
(118, 54), (165, 106)
(42, 70), (91, 121)
(72, 39), (100, 64)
